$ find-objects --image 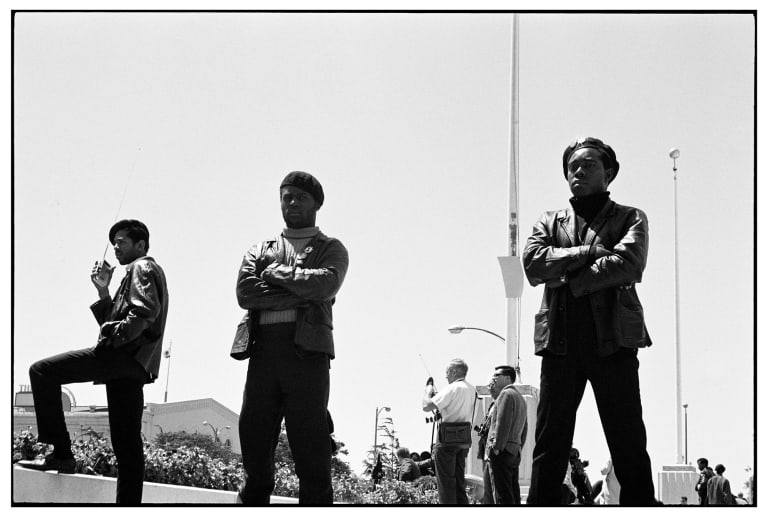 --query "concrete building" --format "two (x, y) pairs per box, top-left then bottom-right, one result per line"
(13, 386), (241, 453)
